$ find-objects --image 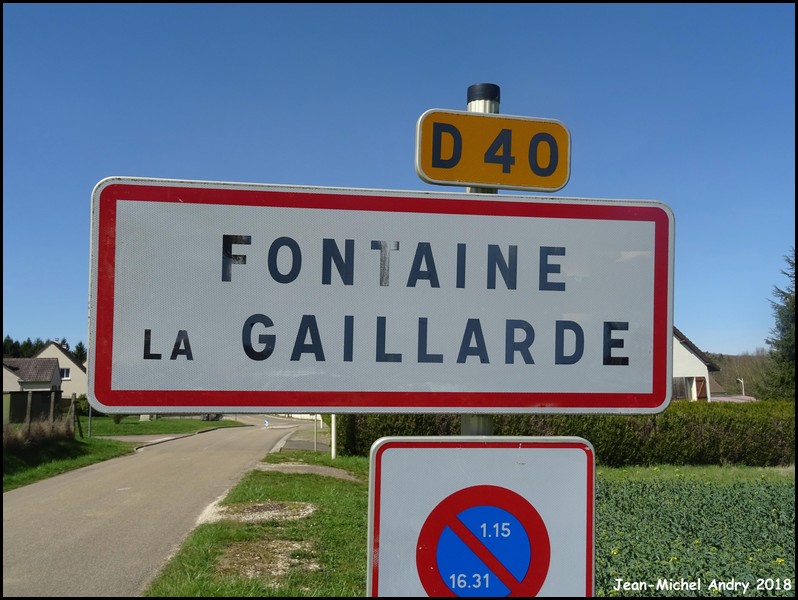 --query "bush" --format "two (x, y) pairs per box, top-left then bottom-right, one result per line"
(73, 394), (91, 416)
(337, 400), (795, 467)
(338, 413), (460, 456)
